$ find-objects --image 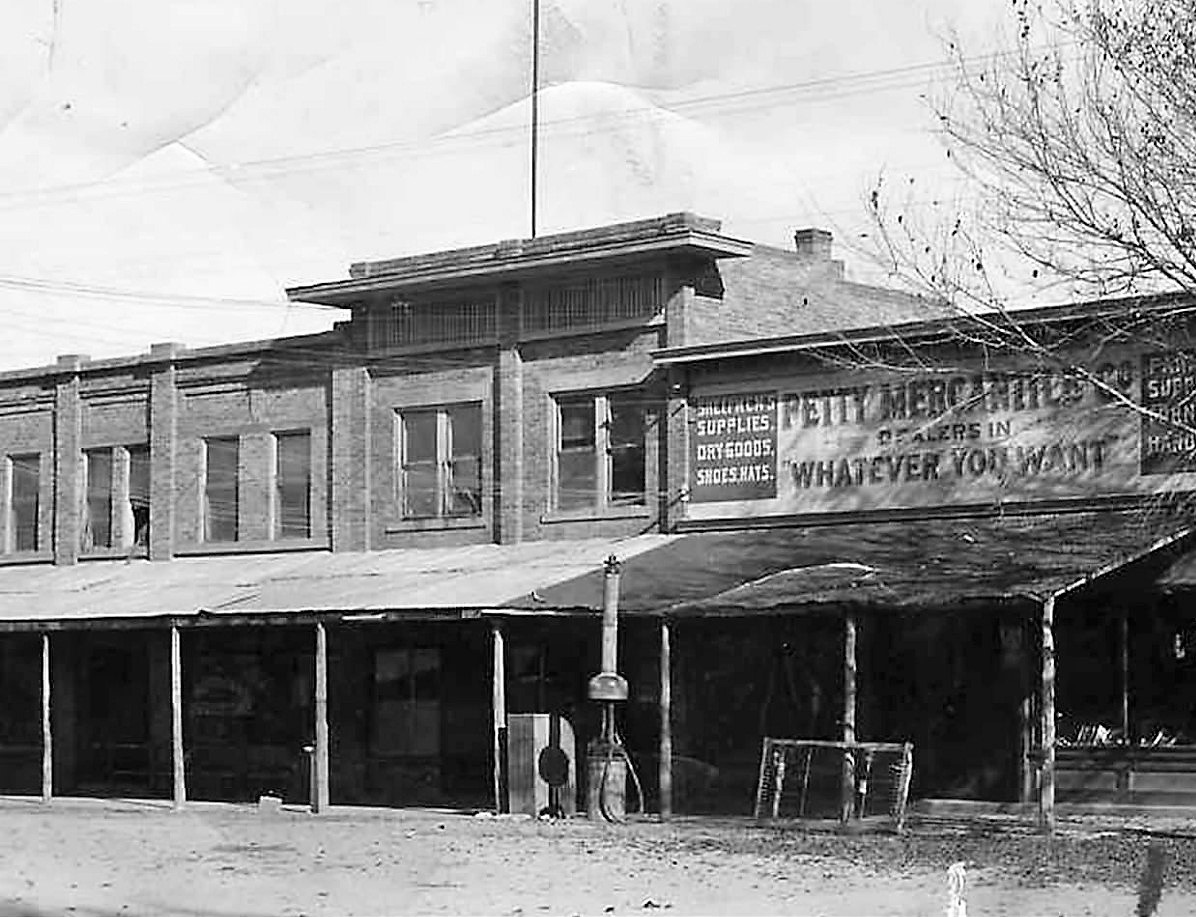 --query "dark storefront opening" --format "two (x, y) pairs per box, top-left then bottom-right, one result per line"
(668, 616), (843, 814)
(50, 630), (168, 799)
(328, 621), (491, 809)
(867, 611), (1027, 803)
(1056, 584), (1196, 805)
(185, 627), (312, 803)
(0, 633), (43, 794)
